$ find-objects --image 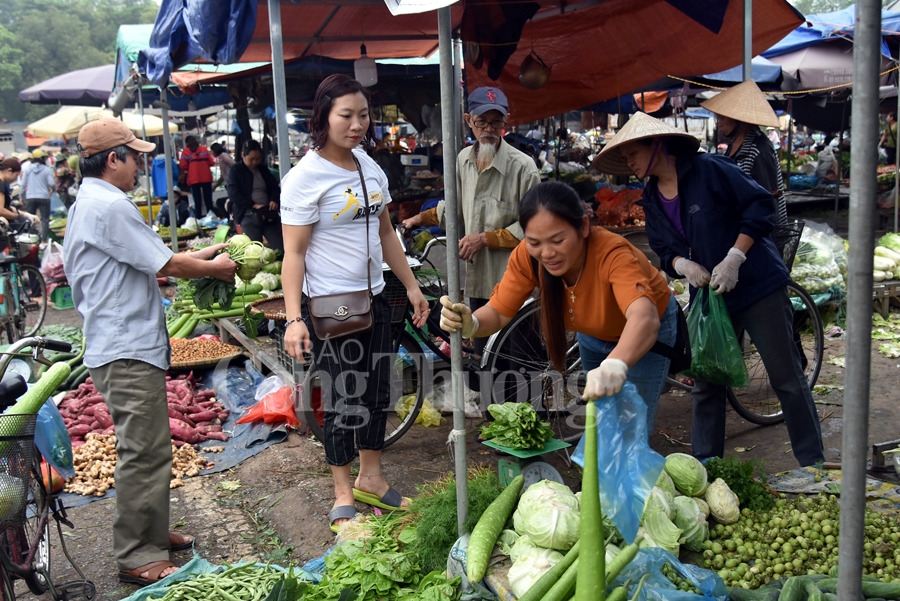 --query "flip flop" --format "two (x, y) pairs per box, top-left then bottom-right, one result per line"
(352, 487), (410, 512)
(329, 505), (358, 533)
(169, 531), (193, 552)
(119, 560), (179, 586)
